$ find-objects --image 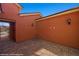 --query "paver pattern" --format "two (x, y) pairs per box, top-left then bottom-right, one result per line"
(0, 38), (79, 56)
